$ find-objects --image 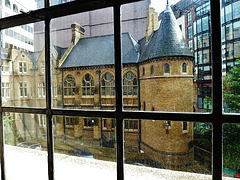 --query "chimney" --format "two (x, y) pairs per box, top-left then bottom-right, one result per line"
(146, 7), (159, 43)
(10, 44), (13, 59)
(71, 22), (85, 45)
